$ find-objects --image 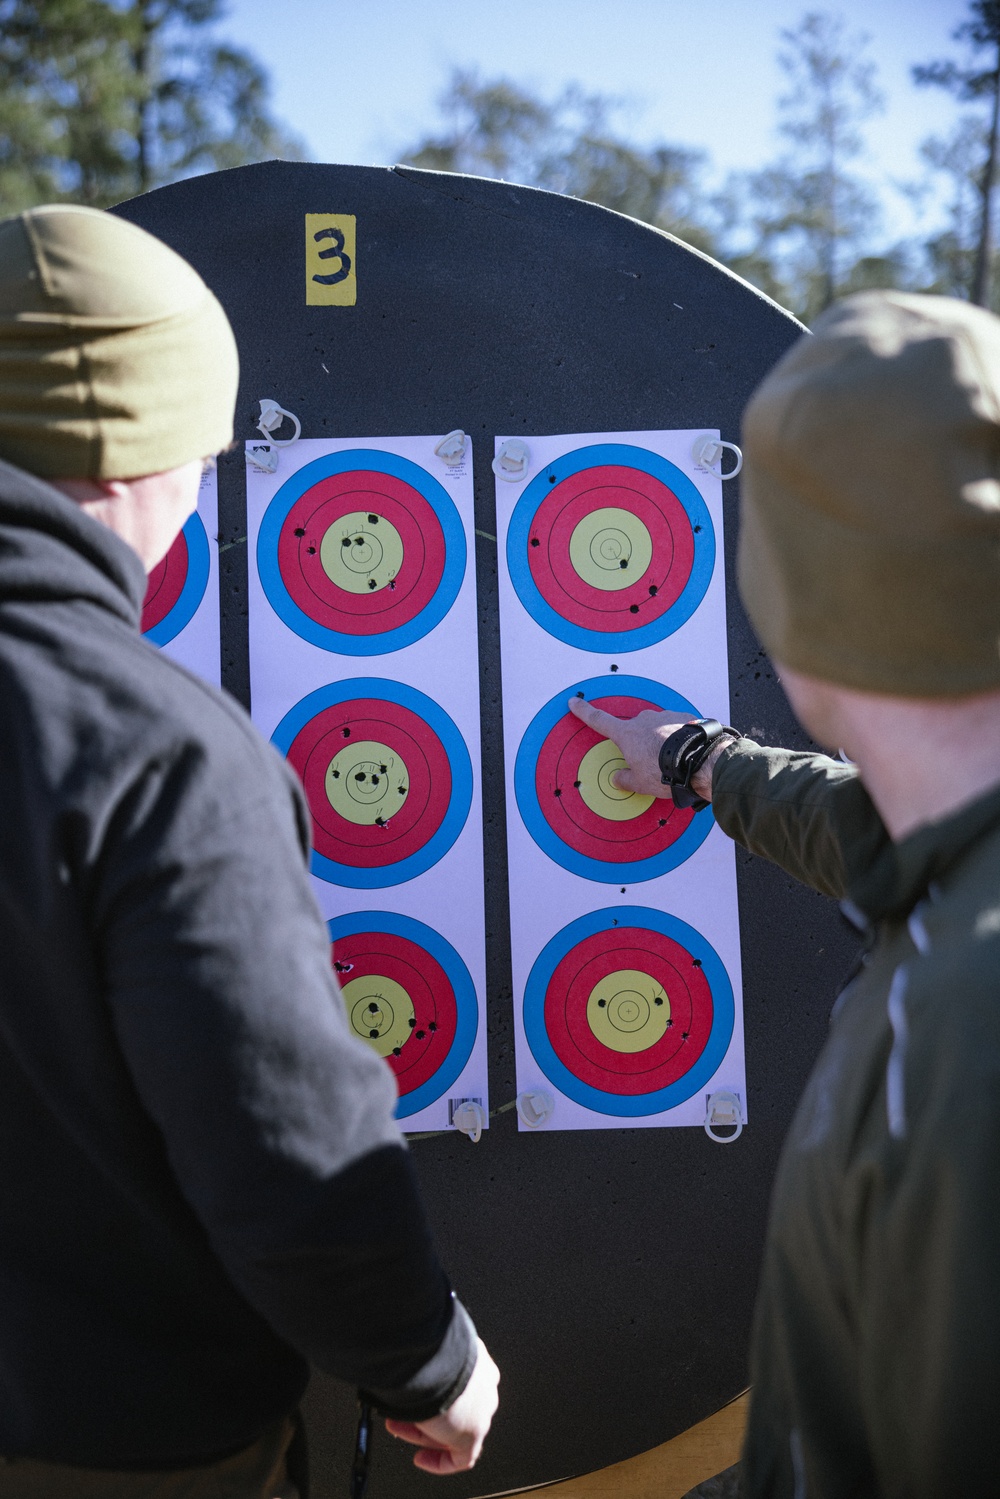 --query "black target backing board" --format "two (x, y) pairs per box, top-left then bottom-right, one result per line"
(113, 164), (860, 1499)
